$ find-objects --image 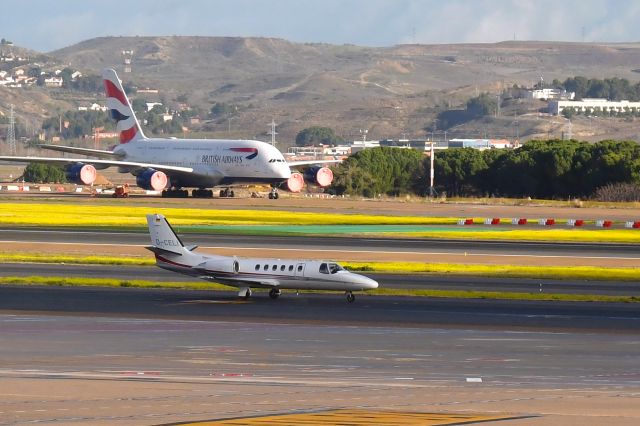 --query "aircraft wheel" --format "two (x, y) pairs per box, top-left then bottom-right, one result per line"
(230, 190), (235, 197)
(273, 192), (279, 199)
(269, 288), (281, 299)
(346, 291), (355, 303)
(243, 288), (252, 300)
(268, 192), (274, 199)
